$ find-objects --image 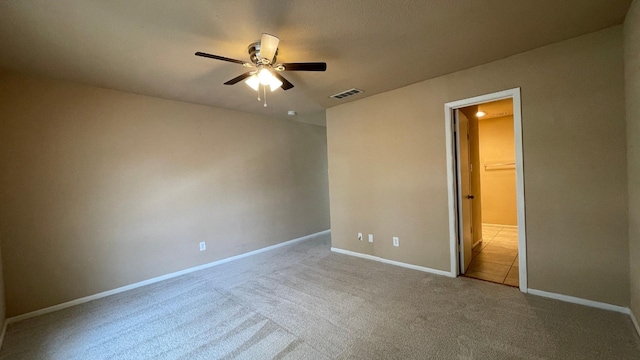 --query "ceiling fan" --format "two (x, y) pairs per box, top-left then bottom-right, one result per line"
(195, 33), (327, 107)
